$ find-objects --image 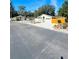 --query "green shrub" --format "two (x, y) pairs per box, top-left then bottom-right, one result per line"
(63, 23), (68, 29)
(16, 17), (20, 21)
